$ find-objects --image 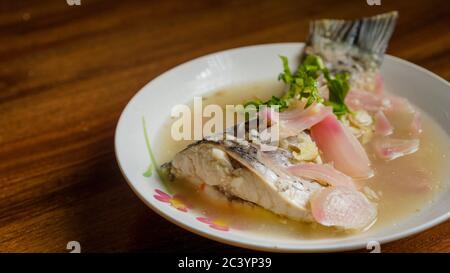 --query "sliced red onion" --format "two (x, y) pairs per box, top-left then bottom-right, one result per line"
(374, 110), (394, 136)
(311, 186), (377, 230)
(374, 74), (384, 95)
(384, 94), (415, 114)
(275, 104), (333, 138)
(277, 103), (327, 120)
(310, 114), (373, 179)
(345, 90), (390, 112)
(373, 137), (420, 161)
(410, 111), (423, 136)
(382, 94), (423, 136)
(288, 164), (357, 189)
(258, 106), (278, 127)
